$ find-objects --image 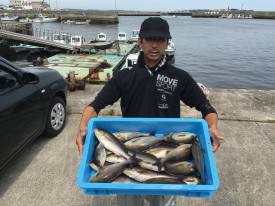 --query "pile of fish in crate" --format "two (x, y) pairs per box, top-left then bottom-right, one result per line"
(89, 128), (205, 184)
